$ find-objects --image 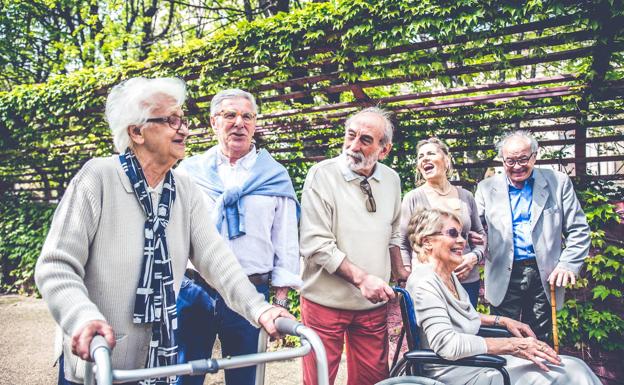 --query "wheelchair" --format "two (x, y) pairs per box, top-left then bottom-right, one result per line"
(388, 287), (512, 385)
